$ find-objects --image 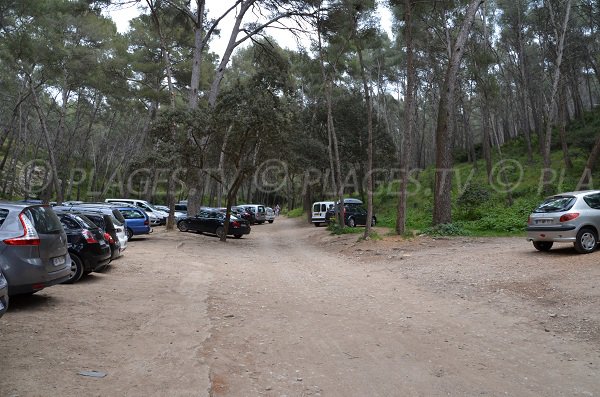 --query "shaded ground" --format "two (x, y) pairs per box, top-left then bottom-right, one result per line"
(1, 218), (599, 396)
